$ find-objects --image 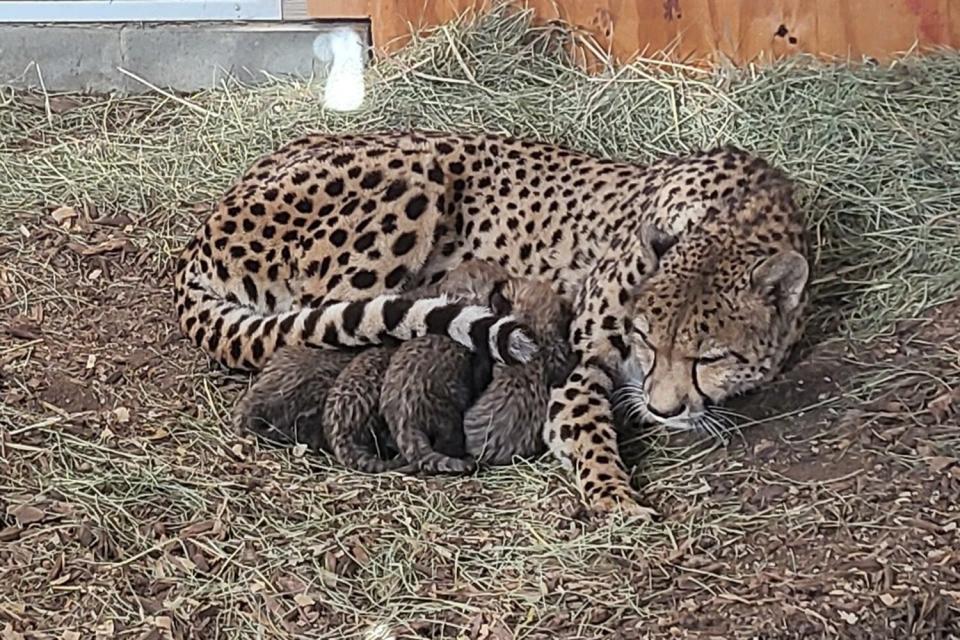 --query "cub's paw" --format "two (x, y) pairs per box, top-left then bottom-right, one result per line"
(416, 452), (477, 476)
